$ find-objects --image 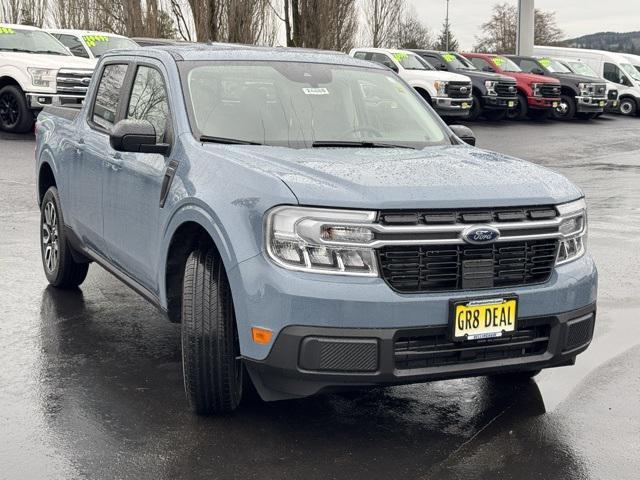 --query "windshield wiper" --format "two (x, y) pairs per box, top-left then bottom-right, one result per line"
(200, 135), (262, 145)
(34, 50), (67, 55)
(312, 141), (415, 149)
(0, 47), (32, 53)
